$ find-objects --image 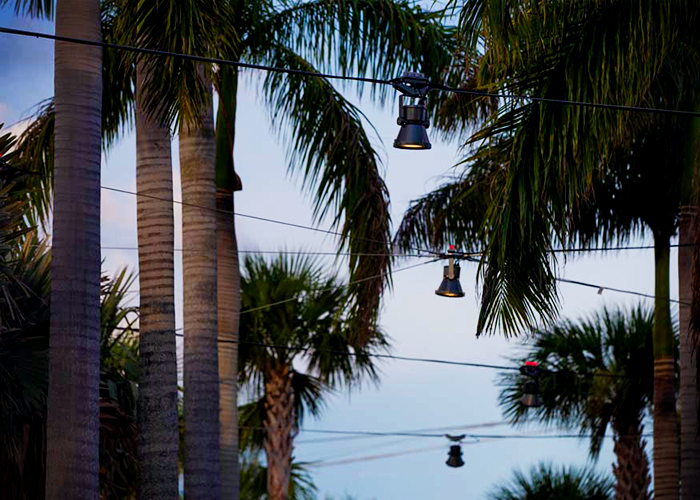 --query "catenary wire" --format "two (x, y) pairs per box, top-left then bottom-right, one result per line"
(2, 26), (700, 117)
(100, 185), (438, 256)
(5, 160), (699, 259)
(240, 425), (652, 440)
